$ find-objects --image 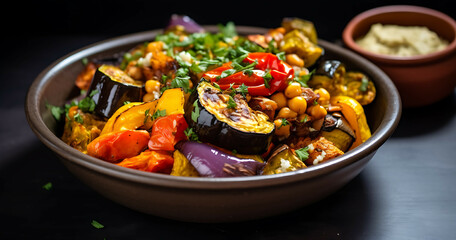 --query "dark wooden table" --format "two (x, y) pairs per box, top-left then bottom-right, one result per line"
(2, 2), (456, 238)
